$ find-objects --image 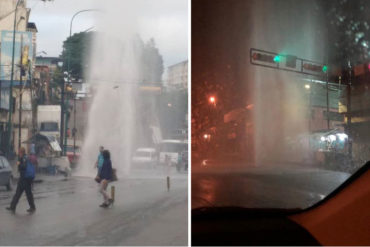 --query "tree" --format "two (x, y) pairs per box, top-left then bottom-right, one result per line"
(321, 0), (370, 66)
(60, 32), (163, 84)
(60, 32), (94, 81)
(142, 38), (164, 83)
(49, 67), (63, 103)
